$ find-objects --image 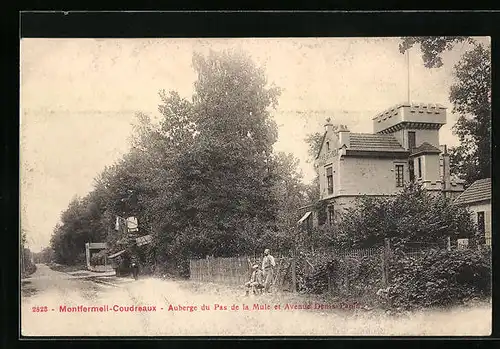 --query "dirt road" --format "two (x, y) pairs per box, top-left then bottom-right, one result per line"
(21, 264), (491, 336)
